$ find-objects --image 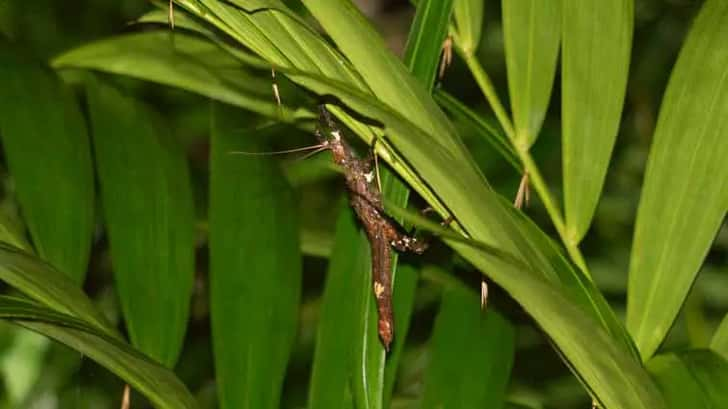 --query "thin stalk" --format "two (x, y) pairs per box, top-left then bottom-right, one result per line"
(461, 51), (590, 276)
(520, 151), (588, 273)
(461, 53), (515, 138)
